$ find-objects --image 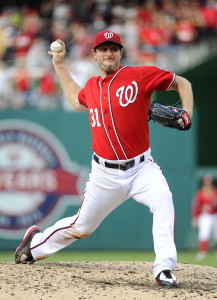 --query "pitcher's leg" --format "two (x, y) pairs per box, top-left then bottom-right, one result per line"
(31, 215), (82, 260)
(131, 162), (177, 279)
(151, 188), (177, 278)
(31, 169), (126, 260)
